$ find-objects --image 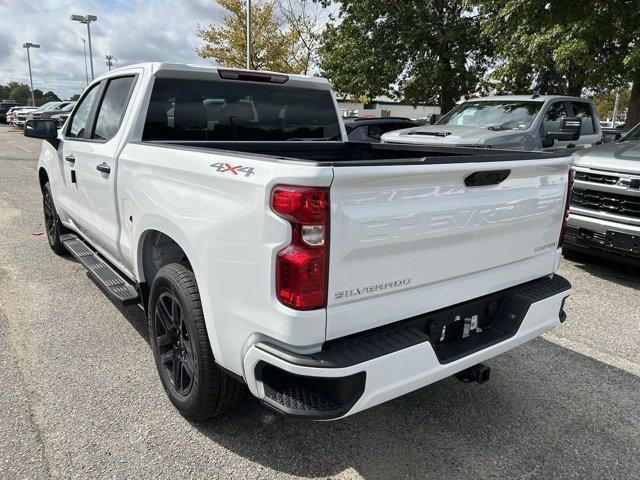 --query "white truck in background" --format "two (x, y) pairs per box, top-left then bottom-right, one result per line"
(26, 63), (572, 421)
